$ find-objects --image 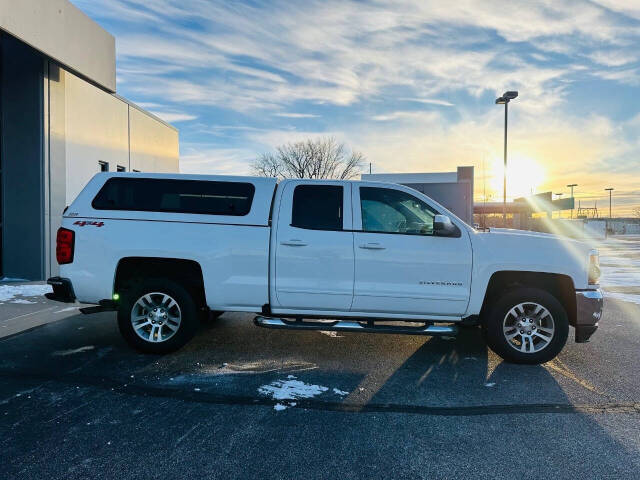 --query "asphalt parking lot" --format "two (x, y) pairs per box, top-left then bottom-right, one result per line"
(1, 295), (640, 479)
